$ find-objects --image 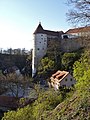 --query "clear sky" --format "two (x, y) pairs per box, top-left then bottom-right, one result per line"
(0, 0), (71, 50)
